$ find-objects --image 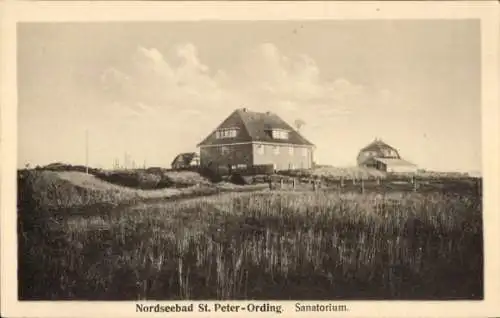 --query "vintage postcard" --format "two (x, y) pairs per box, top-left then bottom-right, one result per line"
(1, 1), (499, 317)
